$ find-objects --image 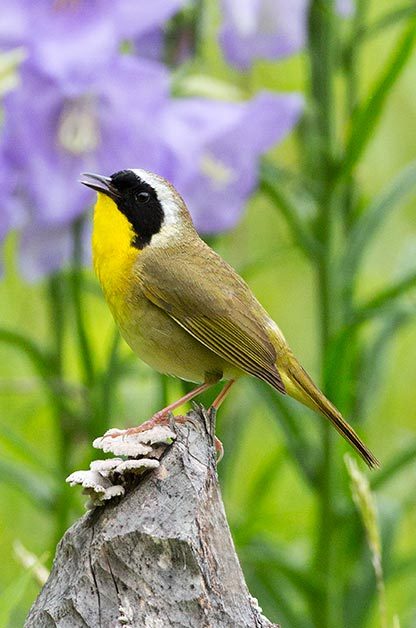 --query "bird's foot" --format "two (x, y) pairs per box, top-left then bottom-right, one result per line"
(96, 410), (222, 460)
(105, 411), (188, 440)
(110, 412), (169, 438)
